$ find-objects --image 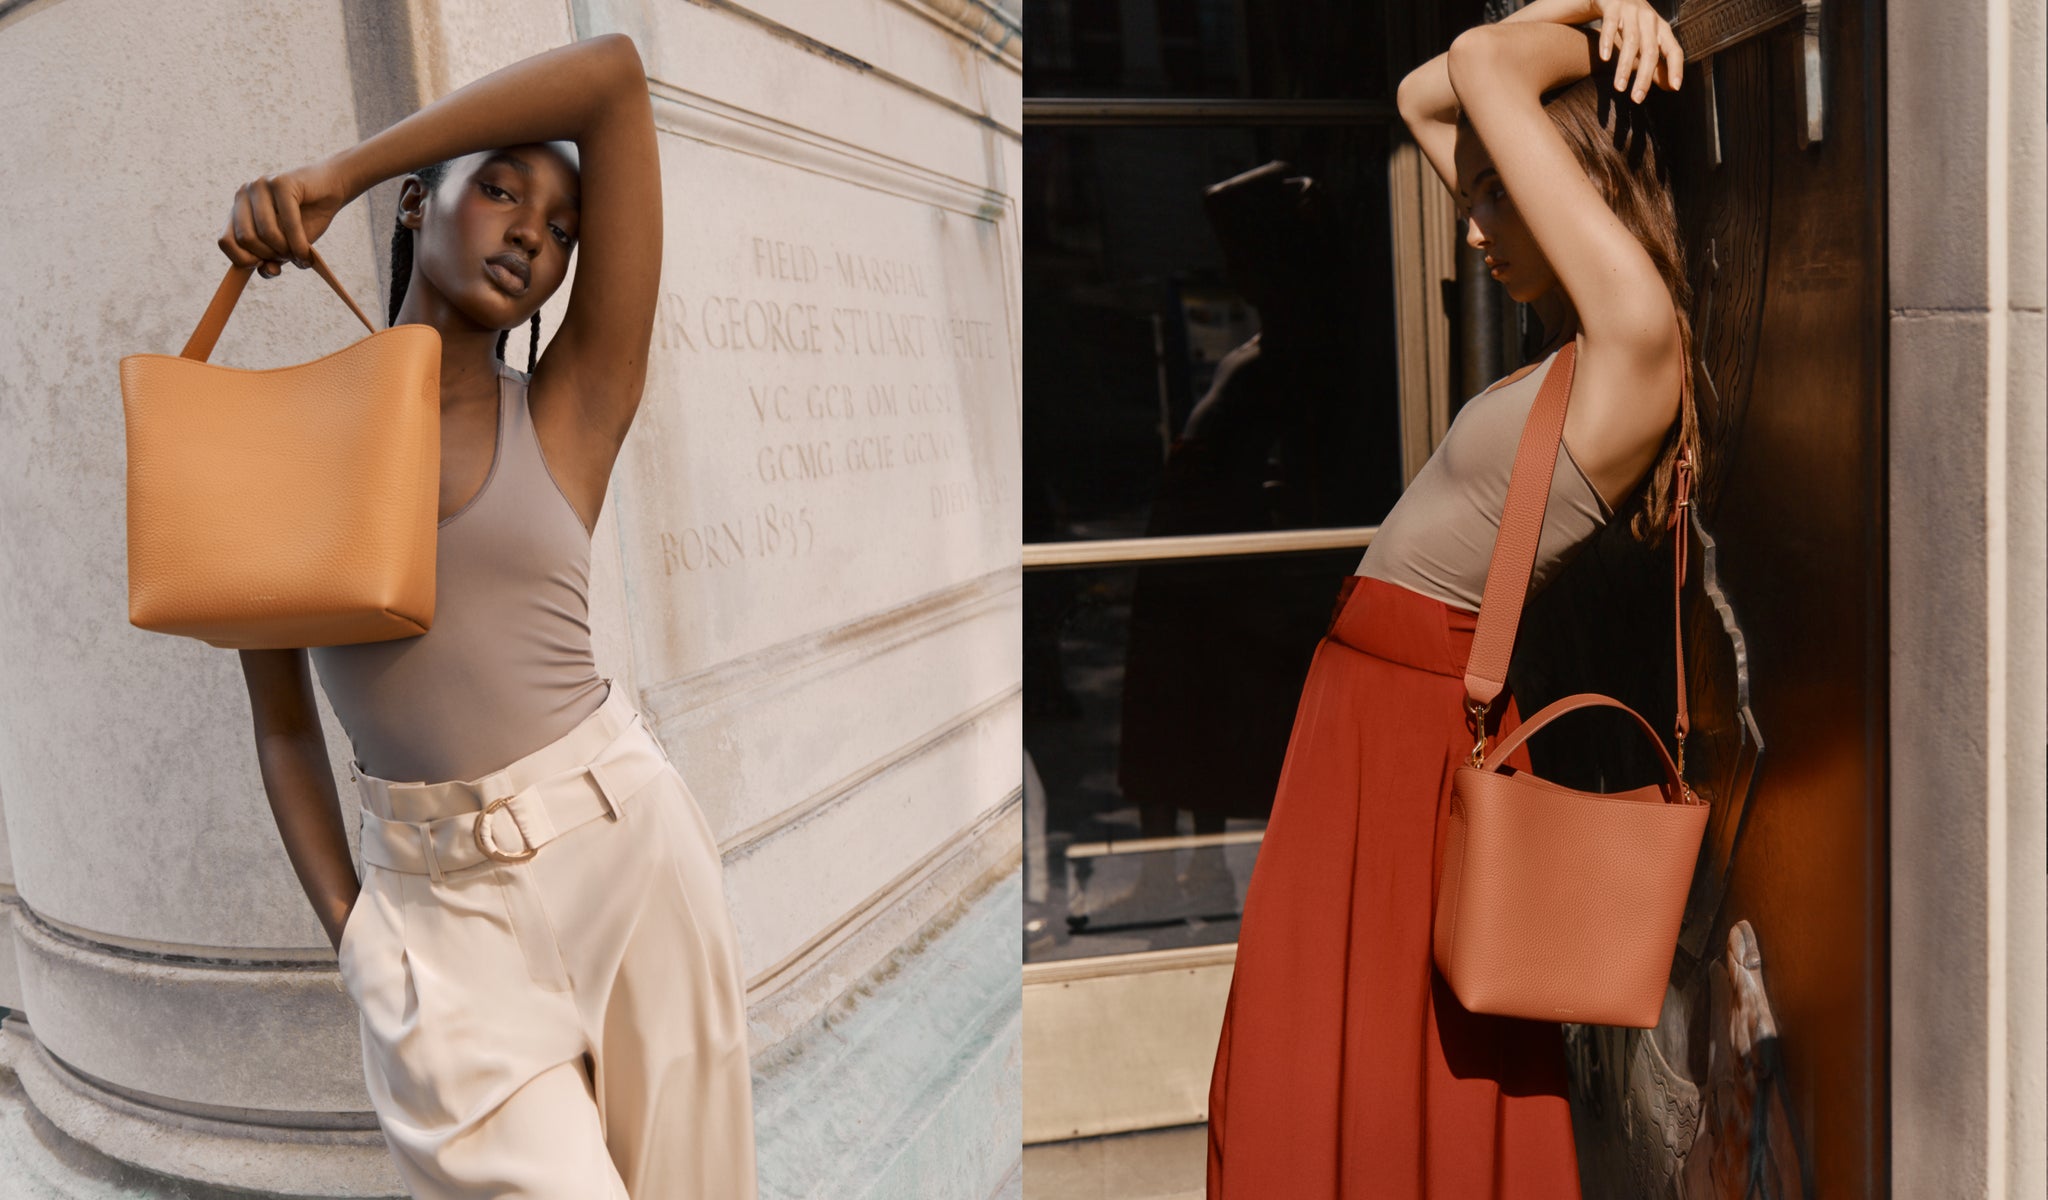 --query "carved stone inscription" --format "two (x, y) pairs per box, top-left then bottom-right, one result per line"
(625, 147), (1018, 670)
(651, 239), (1006, 573)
